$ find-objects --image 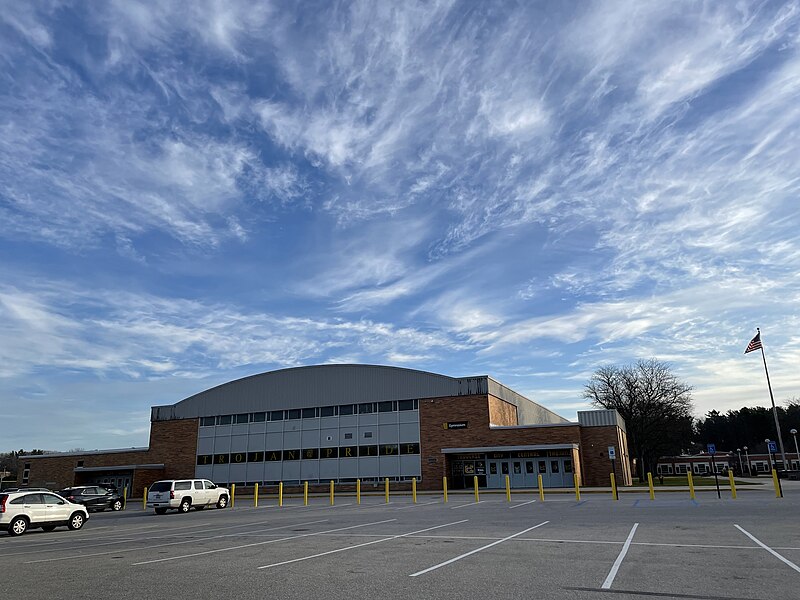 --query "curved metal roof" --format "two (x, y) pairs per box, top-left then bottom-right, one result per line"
(150, 363), (567, 424)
